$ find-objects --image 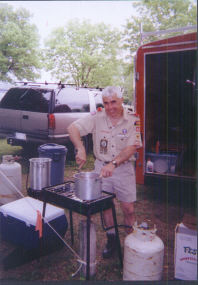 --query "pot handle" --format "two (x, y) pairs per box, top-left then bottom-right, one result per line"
(95, 174), (102, 182)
